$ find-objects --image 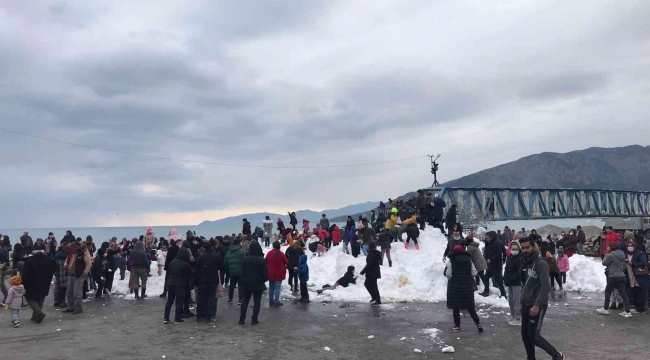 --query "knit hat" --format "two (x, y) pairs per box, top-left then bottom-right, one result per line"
(453, 245), (464, 253)
(9, 275), (22, 286)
